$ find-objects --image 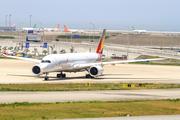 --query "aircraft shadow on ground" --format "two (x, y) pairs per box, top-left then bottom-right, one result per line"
(102, 74), (132, 76)
(7, 74), (166, 81)
(7, 74), (41, 78)
(44, 77), (166, 81)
